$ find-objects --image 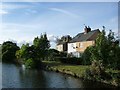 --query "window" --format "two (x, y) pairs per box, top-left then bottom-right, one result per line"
(71, 44), (73, 47)
(71, 44), (75, 49)
(80, 43), (83, 48)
